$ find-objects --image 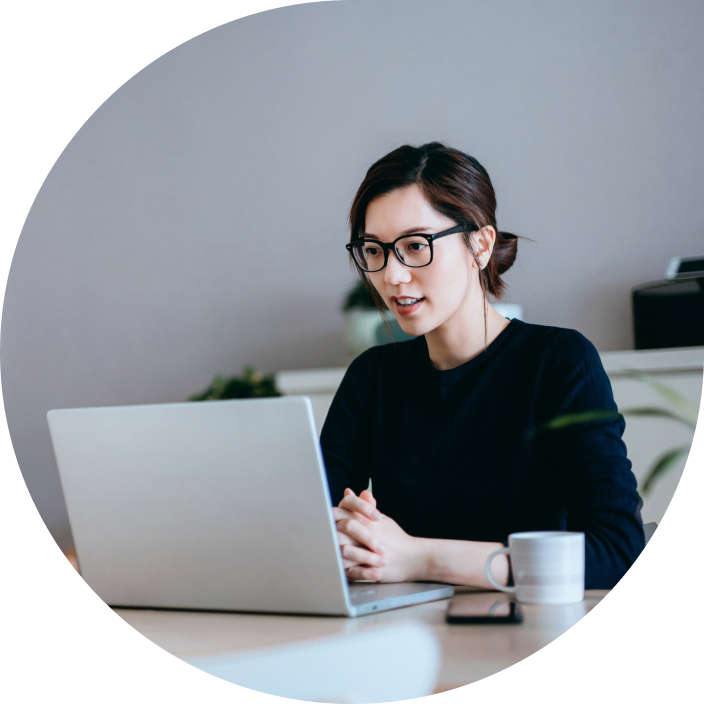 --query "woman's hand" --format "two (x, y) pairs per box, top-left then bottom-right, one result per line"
(333, 489), (385, 581)
(334, 489), (428, 583)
